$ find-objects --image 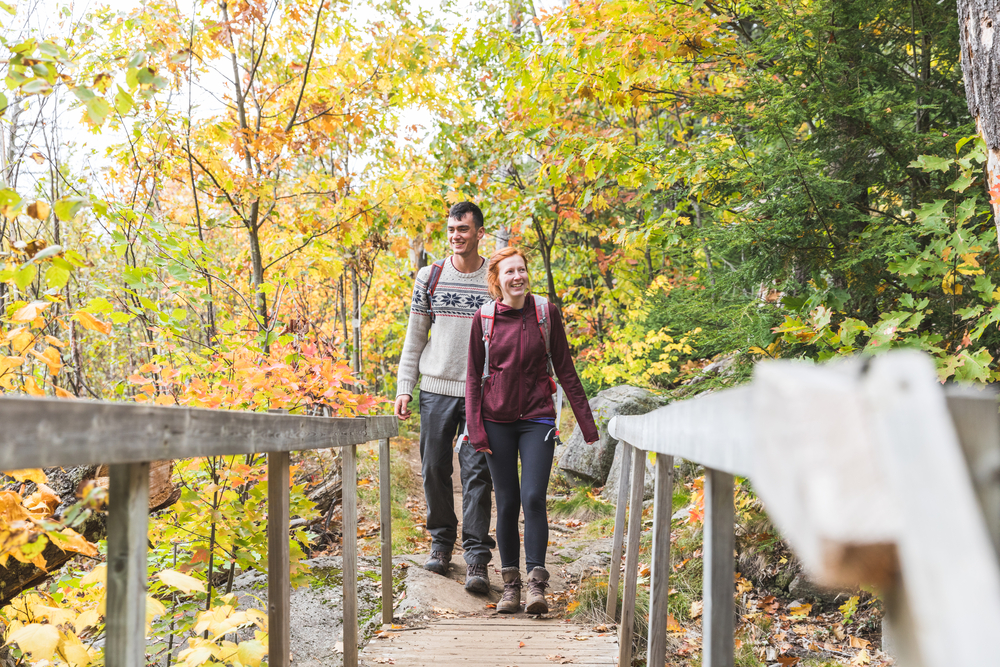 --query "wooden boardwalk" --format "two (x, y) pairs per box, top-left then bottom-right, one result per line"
(360, 617), (619, 666)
